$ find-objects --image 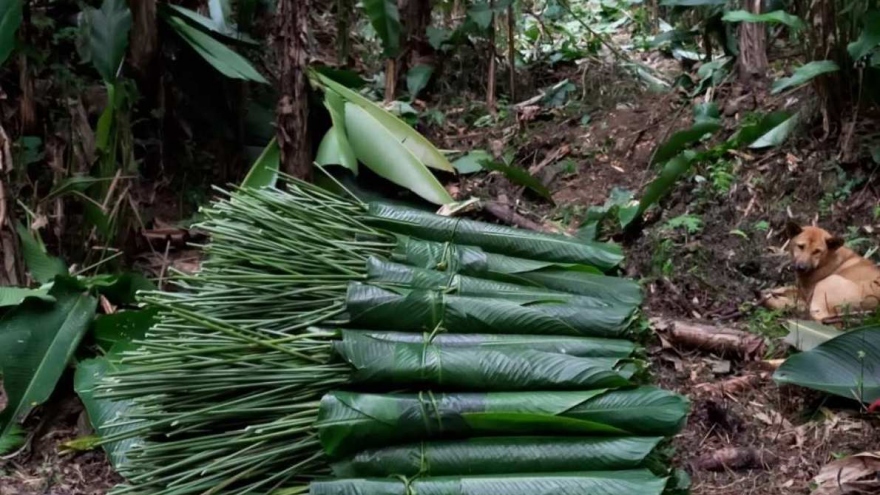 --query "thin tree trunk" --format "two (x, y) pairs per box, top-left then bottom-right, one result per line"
(486, 0), (496, 114)
(384, 59), (397, 102)
(737, 0), (768, 80)
(336, 0), (351, 66)
(507, 4), (515, 103)
(276, 0), (311, 179)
